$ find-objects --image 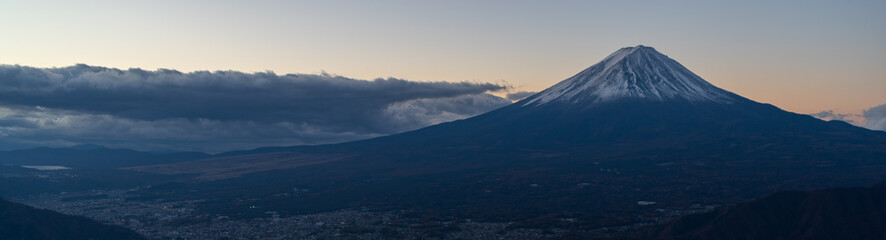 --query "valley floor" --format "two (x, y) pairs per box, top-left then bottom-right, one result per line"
(13, 188), (719, 239)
